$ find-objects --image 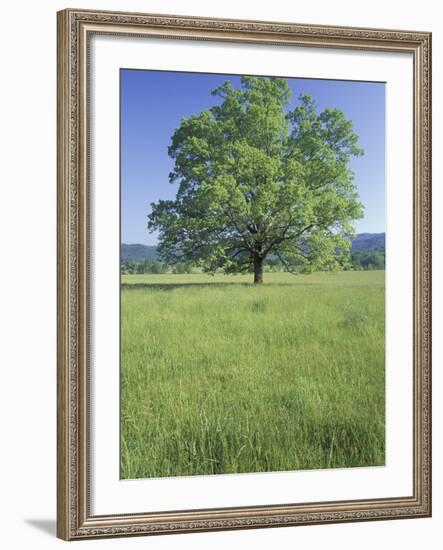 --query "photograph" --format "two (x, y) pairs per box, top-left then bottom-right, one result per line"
(119, 69), (386, 480)
(54, 7), (431, 540)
